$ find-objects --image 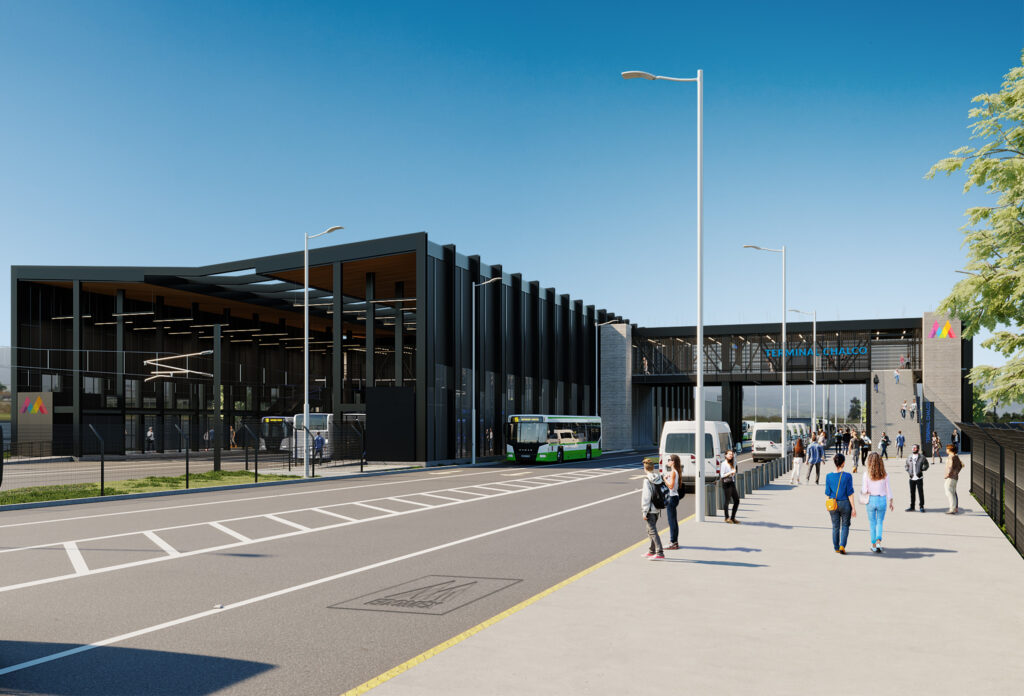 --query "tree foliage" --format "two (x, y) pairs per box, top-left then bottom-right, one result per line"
(847, 397), (862, 422)
(928, 51), (1024, 406)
